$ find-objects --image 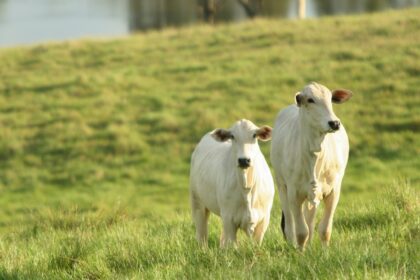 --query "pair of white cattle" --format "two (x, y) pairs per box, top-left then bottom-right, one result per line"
(189, 82), (353, 249)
